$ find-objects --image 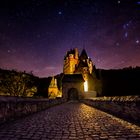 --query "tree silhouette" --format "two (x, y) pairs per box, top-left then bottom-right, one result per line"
(0, 70), (37, 97)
